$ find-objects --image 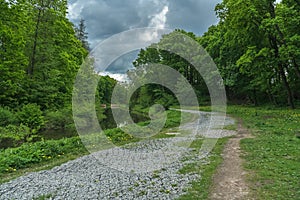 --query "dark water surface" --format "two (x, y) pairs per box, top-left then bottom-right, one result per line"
(0, 108), (148, 149)
(41, 108), (148, 140)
